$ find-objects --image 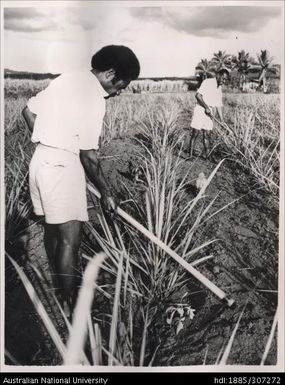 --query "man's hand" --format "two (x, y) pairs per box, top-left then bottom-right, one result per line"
(80, 149), (119, 219)
(204, 107), (212, 118)
(100, 194), (118, 219)
(196, 93), (213, 119)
